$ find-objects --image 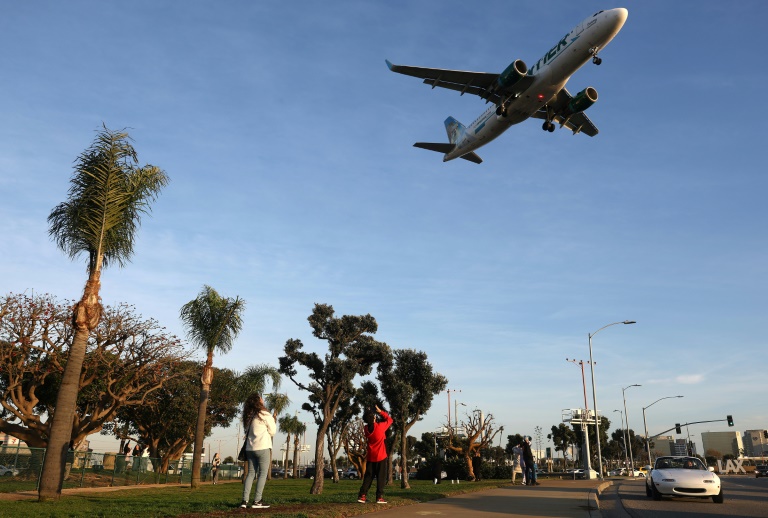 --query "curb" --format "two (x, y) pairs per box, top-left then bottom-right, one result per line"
(588, 481), (613, 511)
